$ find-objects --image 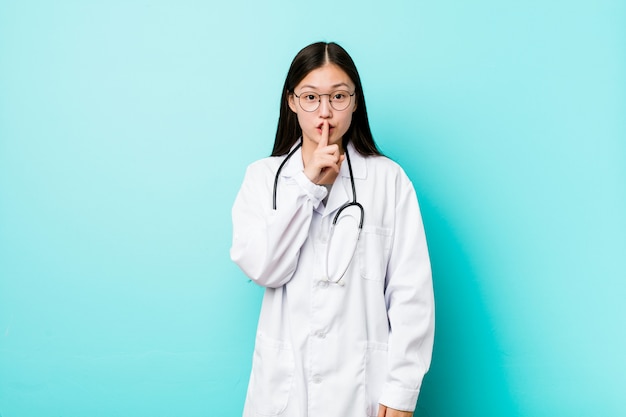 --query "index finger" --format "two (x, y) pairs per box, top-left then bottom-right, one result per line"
(318, 120), (329, 148)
